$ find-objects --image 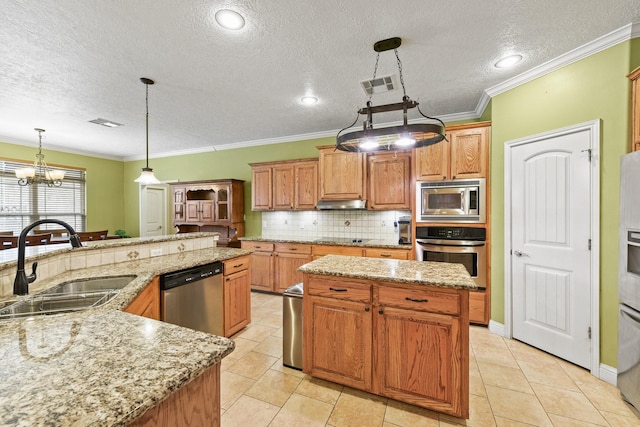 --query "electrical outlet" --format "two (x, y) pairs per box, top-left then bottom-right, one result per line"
(262, 221), (267, 228)
(150, 248), (163, 257)
(299, 222), (305, 229)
